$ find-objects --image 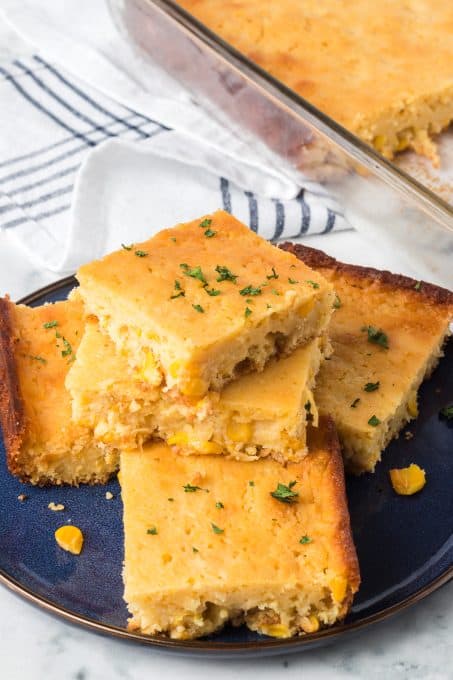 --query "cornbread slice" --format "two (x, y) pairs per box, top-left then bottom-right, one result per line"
(281, 243), (453, 473)
(76, 211), (334, 398)
(121, 417), (360, 640)
(66, 315), (327, 462)
(0, 297), (119, 485)
(180, 0), (453, 164)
